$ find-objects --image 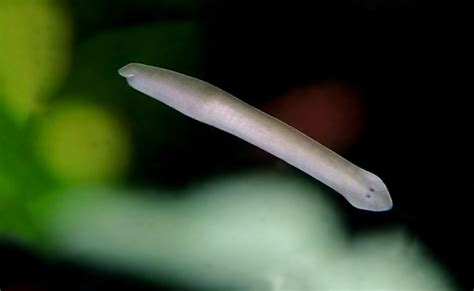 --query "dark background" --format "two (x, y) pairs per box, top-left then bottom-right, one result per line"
(1, 0), (469, 290)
